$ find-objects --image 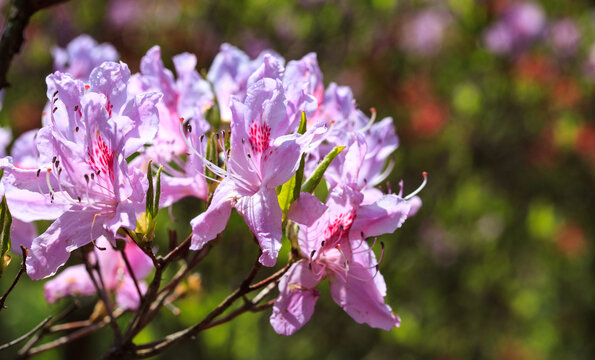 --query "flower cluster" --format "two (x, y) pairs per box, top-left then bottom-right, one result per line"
(1, 35), (423, 332)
